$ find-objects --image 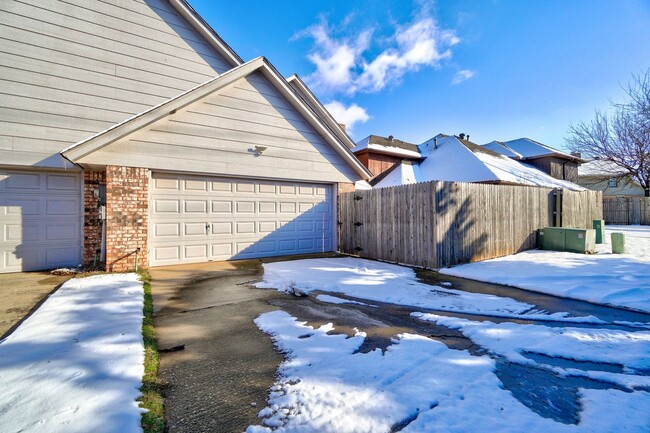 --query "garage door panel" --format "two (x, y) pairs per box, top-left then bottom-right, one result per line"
(184, 200), (207, 213)
(154, 199), (180, 214)
(6, 172), (41, 190)
(0, 169), (81, 273)
(47, 199), (79, 216)
(46, 173), (79, 191)
(46, 223), (79, 241)
(150, 173), (334, 266)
